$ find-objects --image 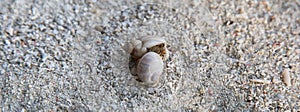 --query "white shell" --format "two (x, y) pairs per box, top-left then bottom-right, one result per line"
(137, 52), (164, 85)
(142, 37), (166, 48)
(130, 37), (169, 60)
(282, 69), (291, 87)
